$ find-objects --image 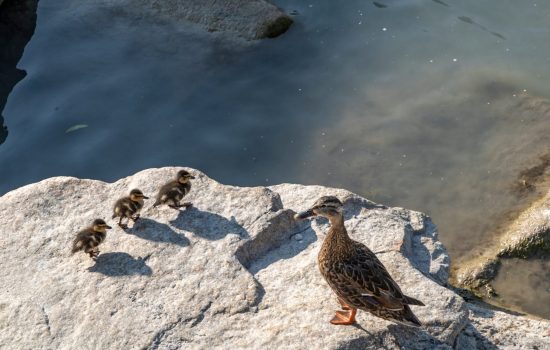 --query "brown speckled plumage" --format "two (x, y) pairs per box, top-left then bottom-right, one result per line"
(296, 196), (424, 327)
